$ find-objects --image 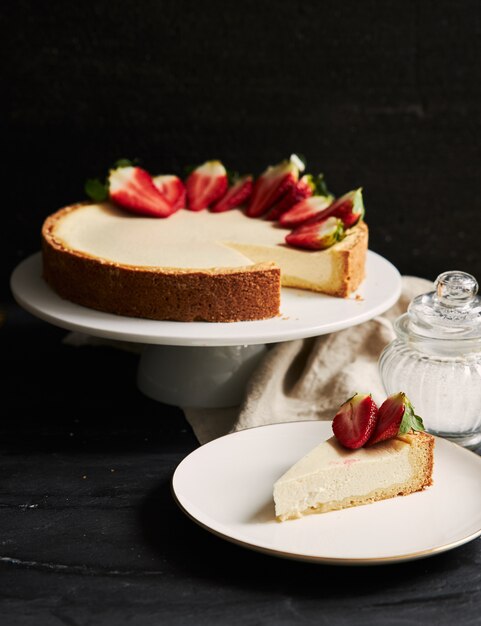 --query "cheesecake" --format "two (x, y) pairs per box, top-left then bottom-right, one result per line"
(273, 430), (434, 520)
(41, 202), (368, 323)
